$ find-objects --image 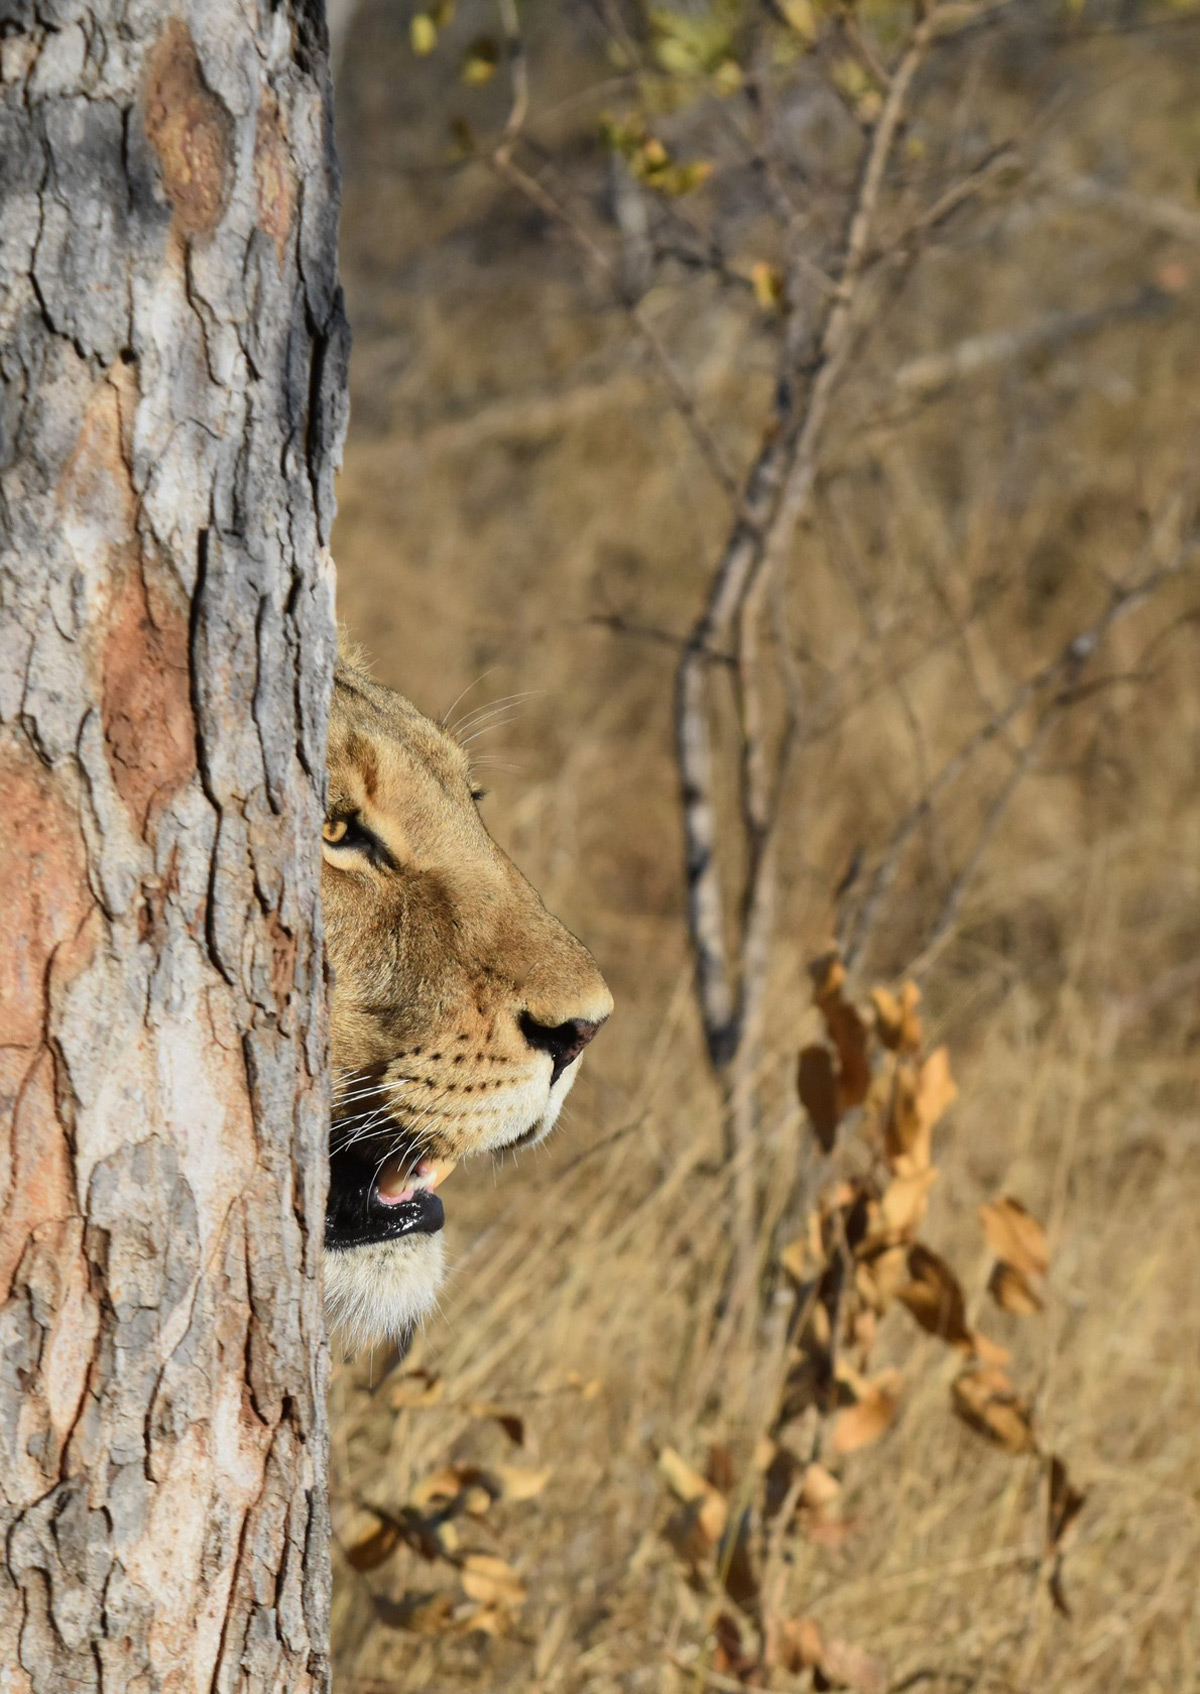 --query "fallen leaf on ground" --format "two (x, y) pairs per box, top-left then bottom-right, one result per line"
(374, 1591), (455, 1634)
(658, 1446), (728, 1541)
(343, 1511), (401, 1572)
(461, 1553), (527, 1608)
(495, 1464), (551, 1502)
